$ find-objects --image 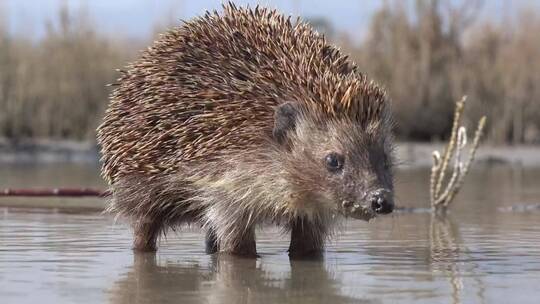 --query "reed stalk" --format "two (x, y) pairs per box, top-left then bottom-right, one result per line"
(430, 97), (487, 212)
